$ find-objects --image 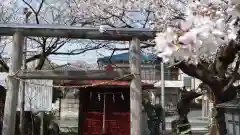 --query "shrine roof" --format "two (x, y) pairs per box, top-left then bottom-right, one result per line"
(217, 98), (240, 109)
(97, 52), (161, 64)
